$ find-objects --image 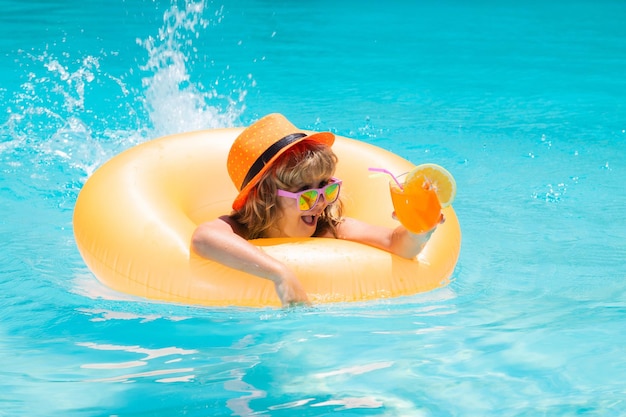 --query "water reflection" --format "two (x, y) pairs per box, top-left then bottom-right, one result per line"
(78, 341), (198, 383)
